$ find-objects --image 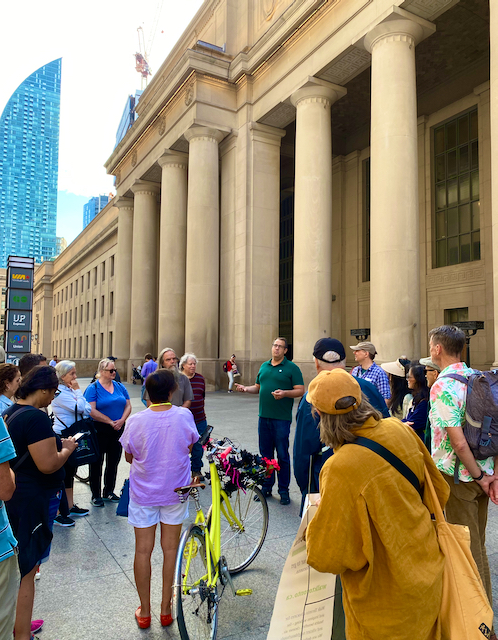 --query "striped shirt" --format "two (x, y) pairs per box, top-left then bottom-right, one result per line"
(187, 373), (206, 424)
